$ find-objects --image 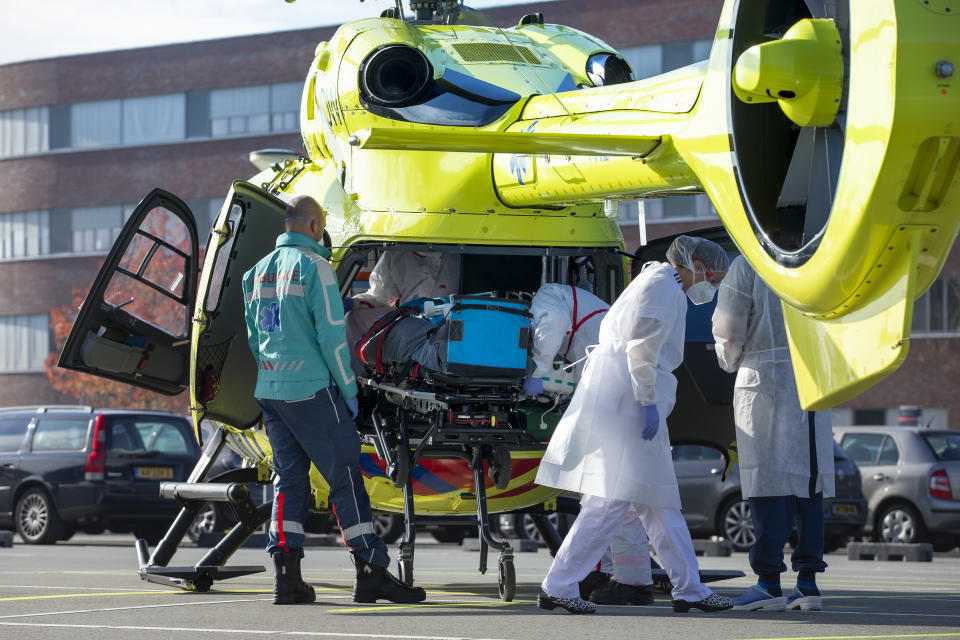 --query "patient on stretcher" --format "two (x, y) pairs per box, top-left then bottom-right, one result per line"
(354, 295), (532, 382)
